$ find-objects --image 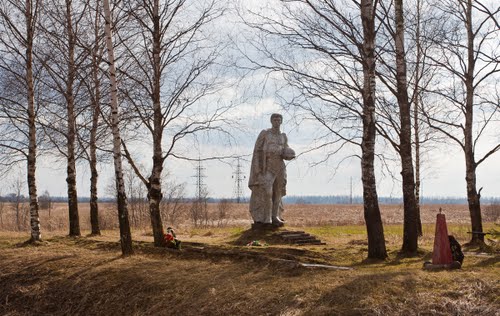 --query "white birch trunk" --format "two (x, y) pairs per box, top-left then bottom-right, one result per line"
(89, 0), (102, 236)
(26, 0), (41, 241)
(148, 0), (166, 247)
(64, 0), (80, 237)
(360, 0), (387, 260)
(103, 0), (133, 255)
(413, 0), (422, 237)
(463, 0), (483, 243)
(395, 0), (418, 255)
